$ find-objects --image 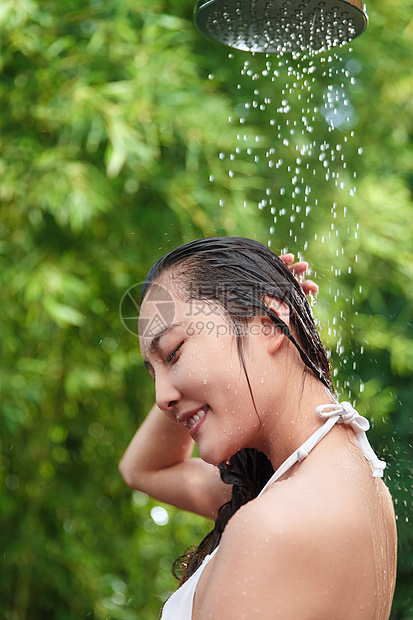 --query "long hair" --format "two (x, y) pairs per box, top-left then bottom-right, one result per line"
(141, 237), (333, 583)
